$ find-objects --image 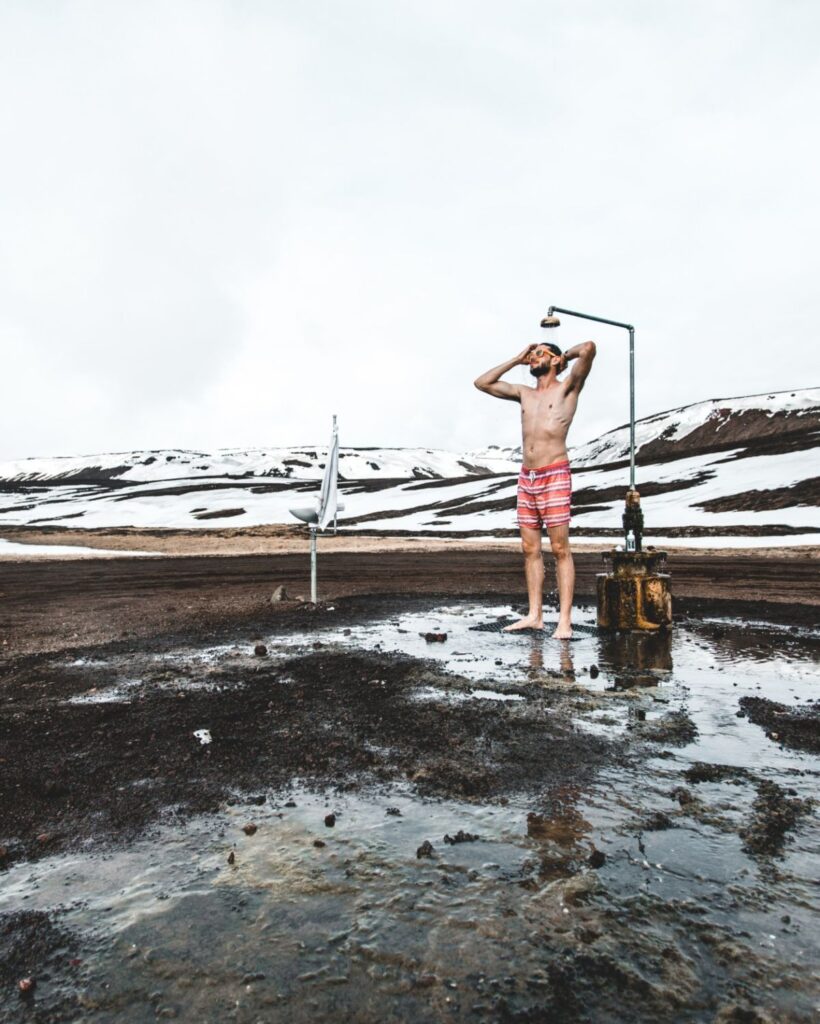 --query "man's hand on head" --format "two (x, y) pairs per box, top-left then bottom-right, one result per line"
(516, 344), (538, 365)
